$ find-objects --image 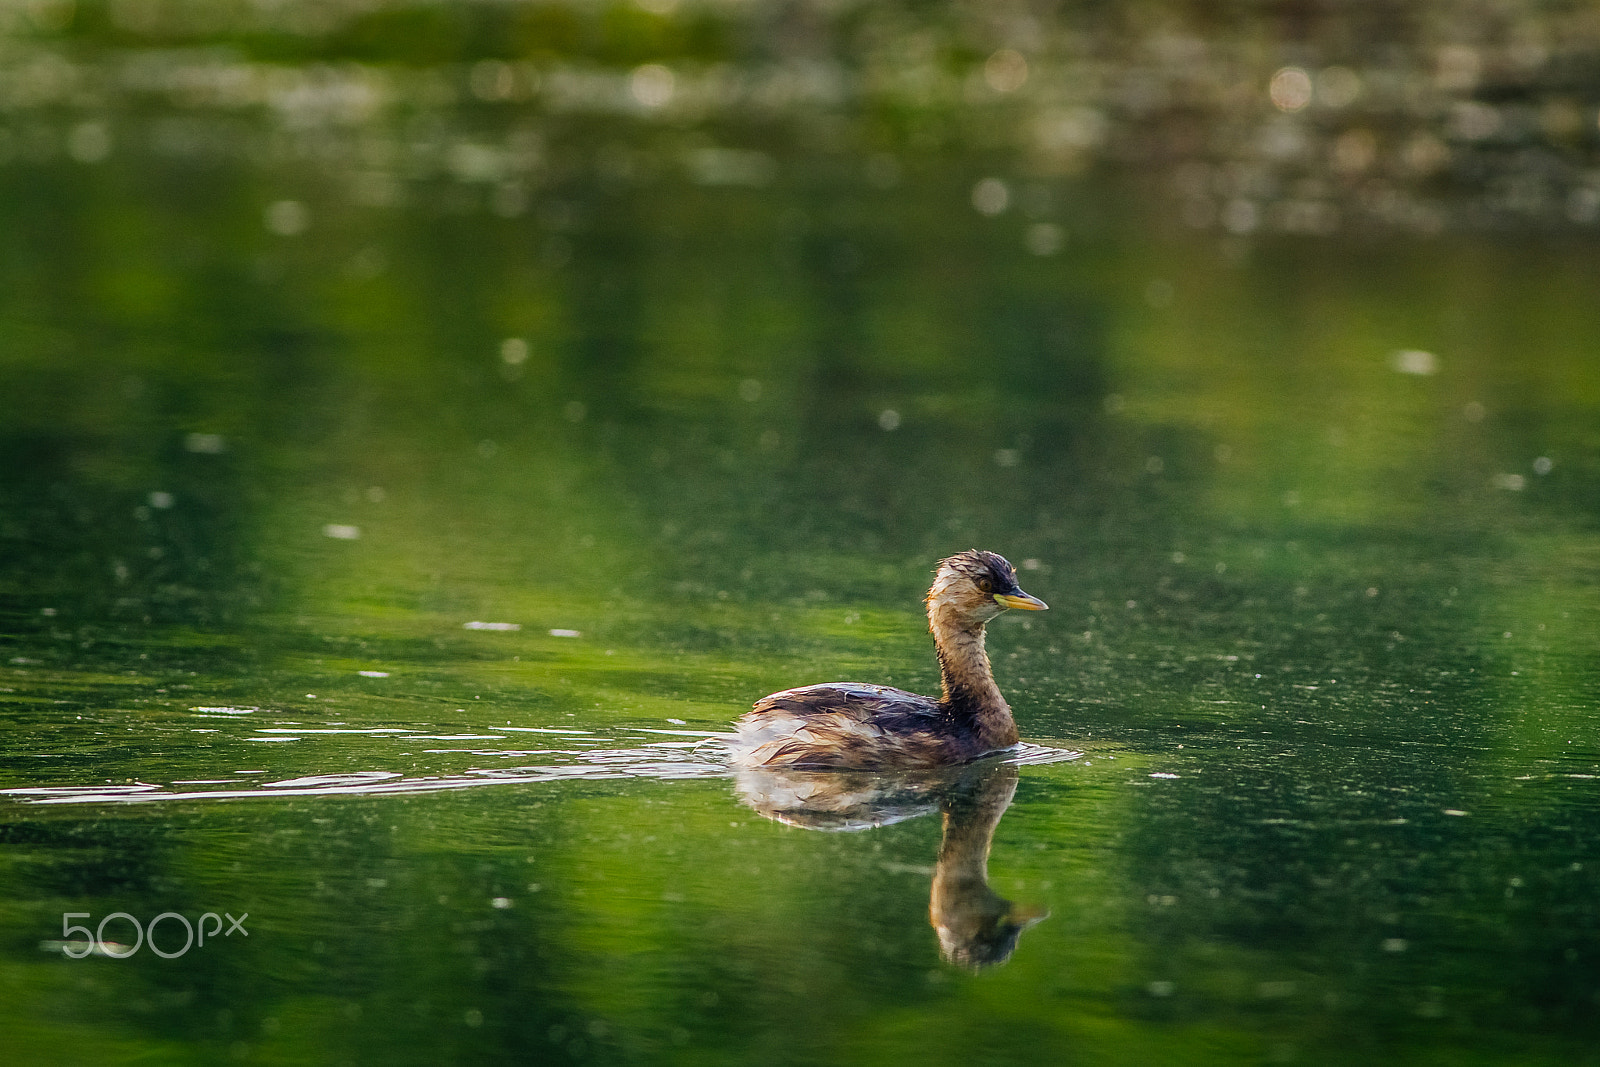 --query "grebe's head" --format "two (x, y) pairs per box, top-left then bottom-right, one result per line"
(927, 550), (1048, 629)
